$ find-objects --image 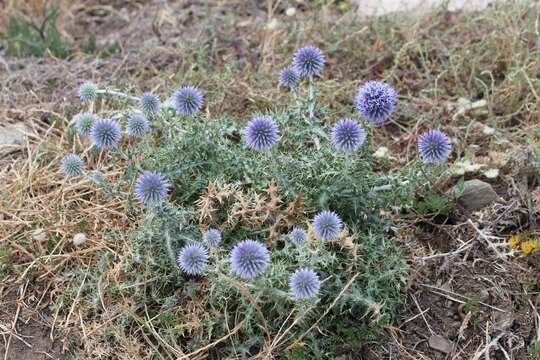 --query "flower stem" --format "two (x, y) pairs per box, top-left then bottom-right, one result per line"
(97, 89), (140, 102)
